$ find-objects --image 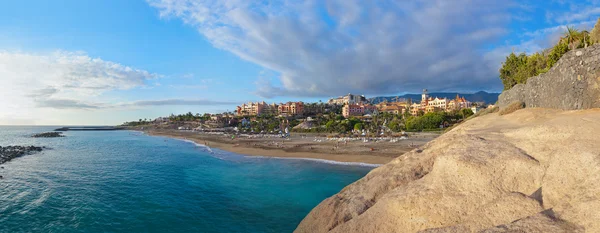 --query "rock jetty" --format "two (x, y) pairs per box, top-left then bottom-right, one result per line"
(32, 132), (64, 138)
(0, 146), (44, 164)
